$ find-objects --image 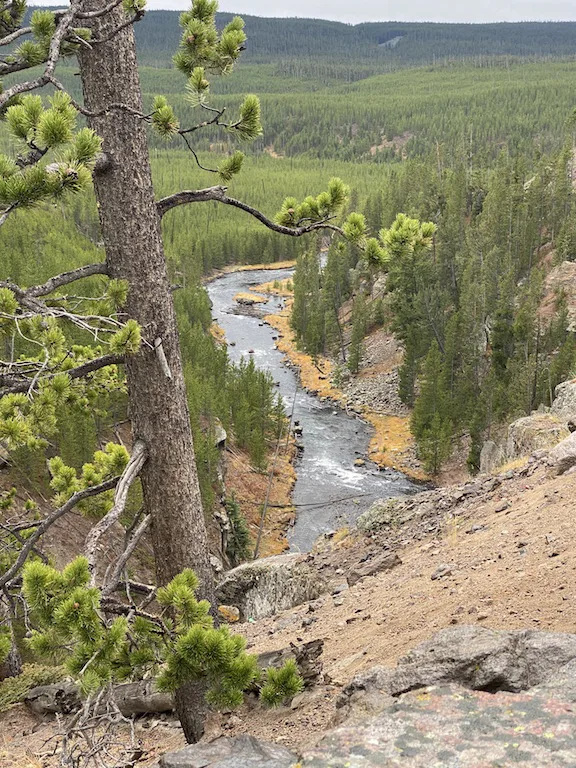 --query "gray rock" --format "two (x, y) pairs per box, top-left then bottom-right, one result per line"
(303, 684), (576, 767)
(532, 658), (576, 701)
(334, 625), (576, 724)
(430, 563), (452, 580)
(356, 497), (407, 533)
(551, 379), (576, 427)
(507, 413), (569, 458)
(216, 554), (327, 621)
(479, 439), (507, 474)
(549, 431), (576, 474)
(159, 735), (297, 768)
(346, 552), (402, 586)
